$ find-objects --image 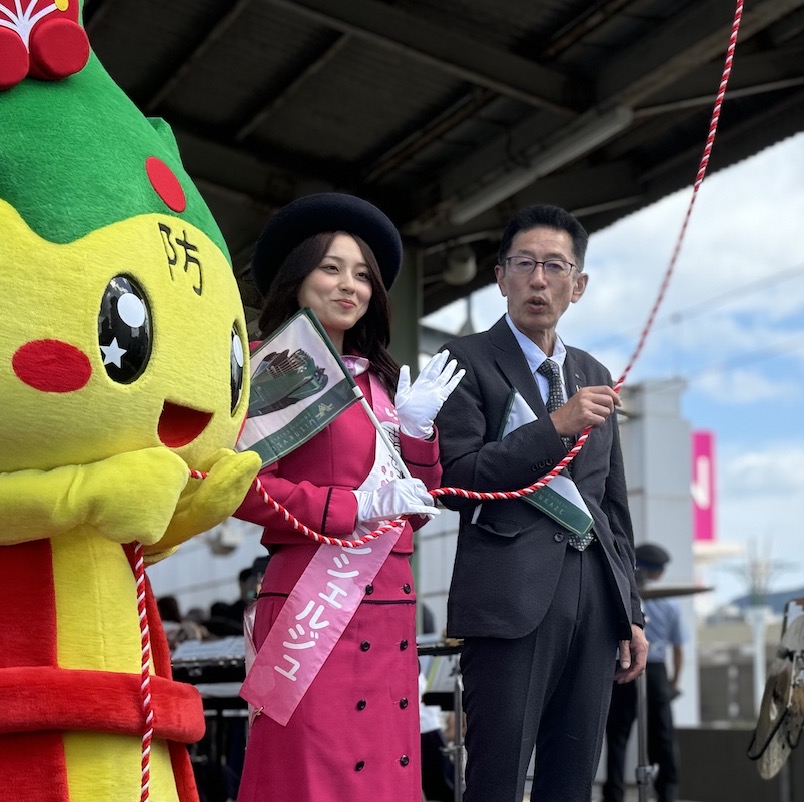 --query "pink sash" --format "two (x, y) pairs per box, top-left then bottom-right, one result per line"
(240, 366), (406, 726)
